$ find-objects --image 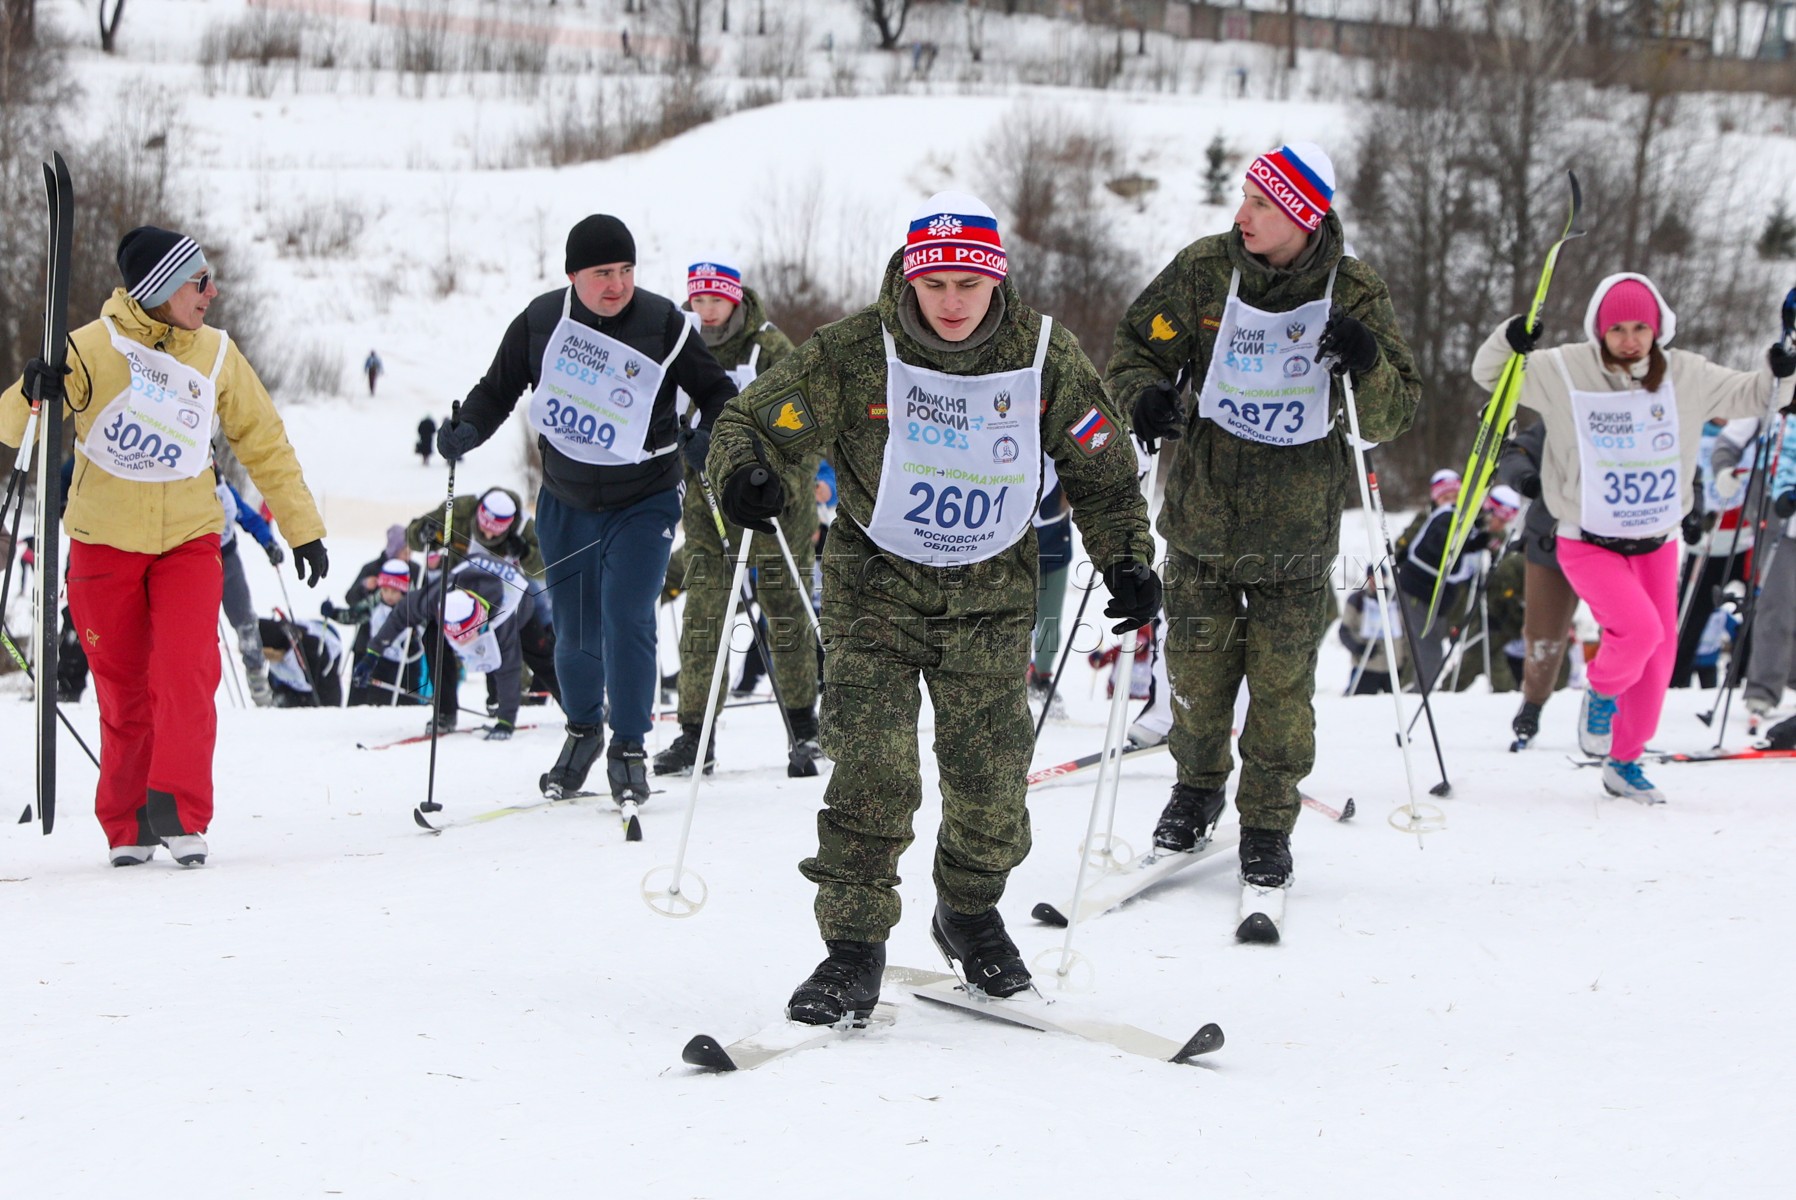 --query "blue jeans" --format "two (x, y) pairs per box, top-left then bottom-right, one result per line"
(535, 485), (681, 739)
